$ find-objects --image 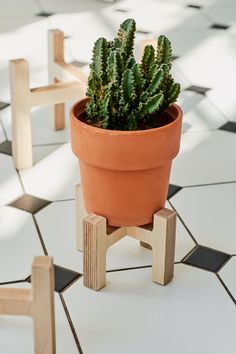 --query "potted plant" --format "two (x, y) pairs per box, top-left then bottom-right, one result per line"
(70, 19), (182, 227)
